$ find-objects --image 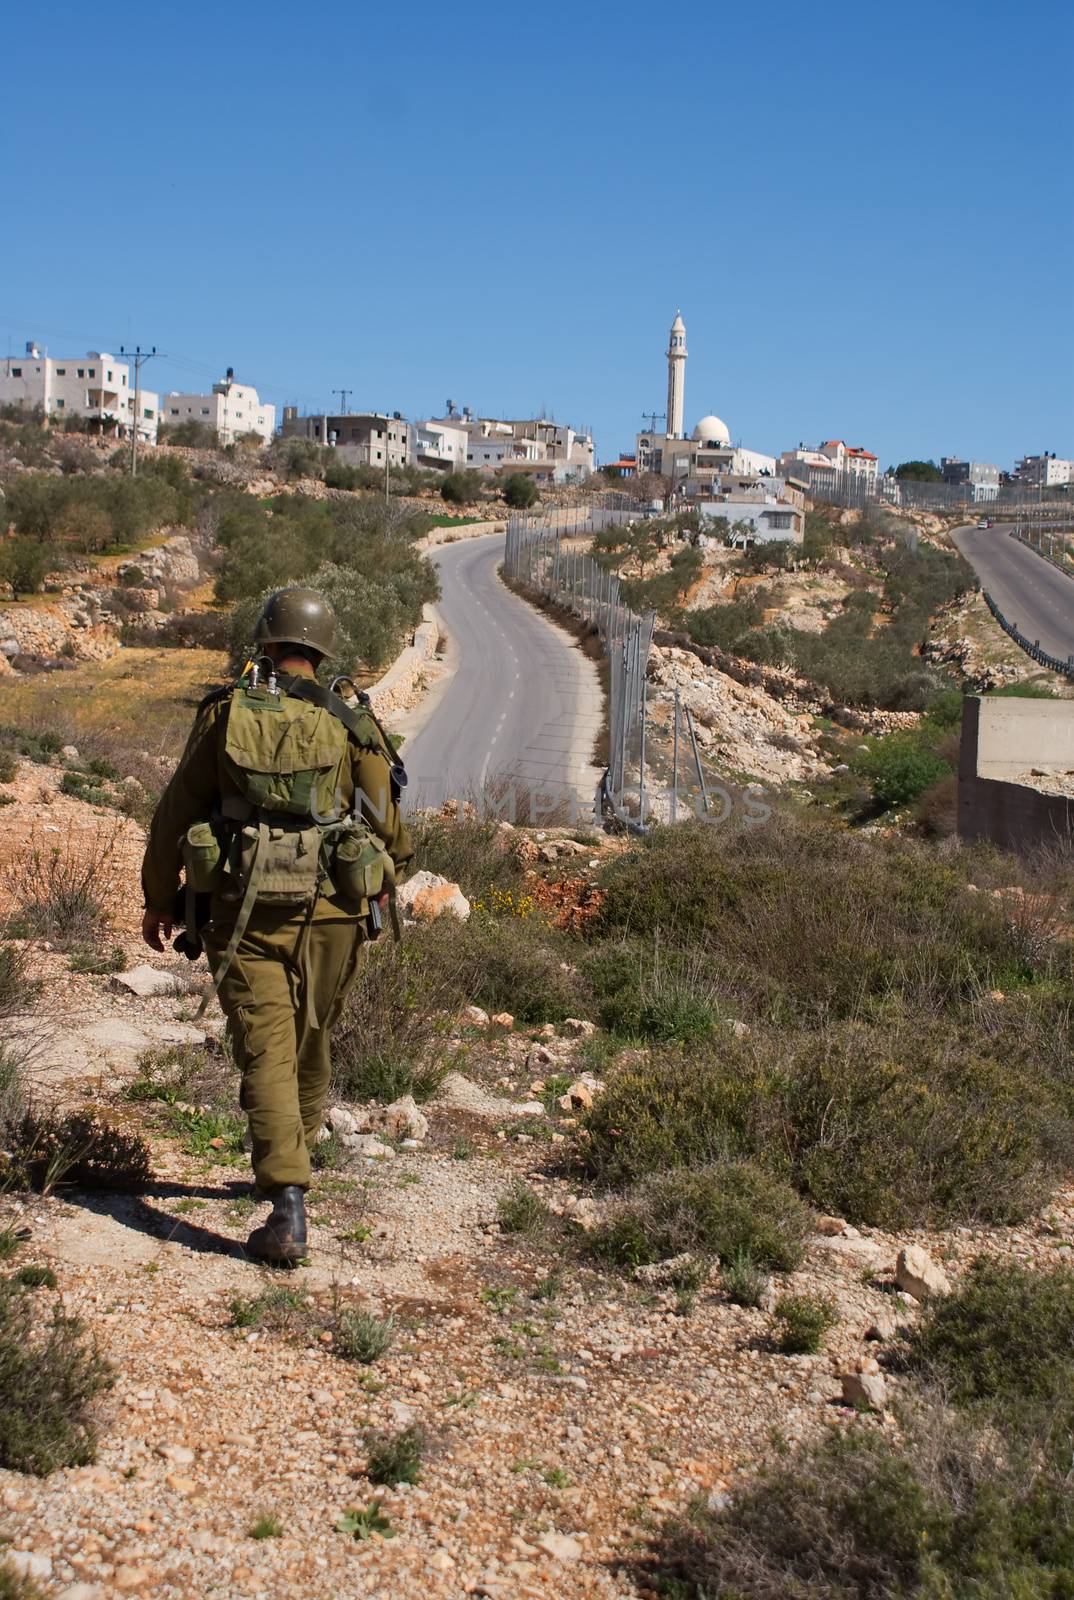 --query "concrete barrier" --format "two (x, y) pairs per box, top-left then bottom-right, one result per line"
(958, 695), (1074, 854)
